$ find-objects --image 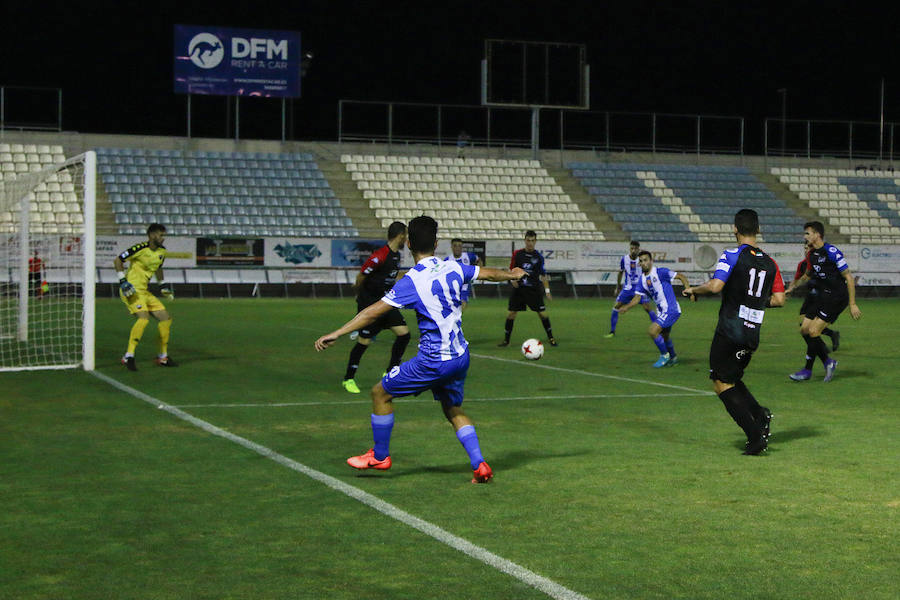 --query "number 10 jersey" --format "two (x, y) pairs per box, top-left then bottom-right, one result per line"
(383, 256), (480, 361)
